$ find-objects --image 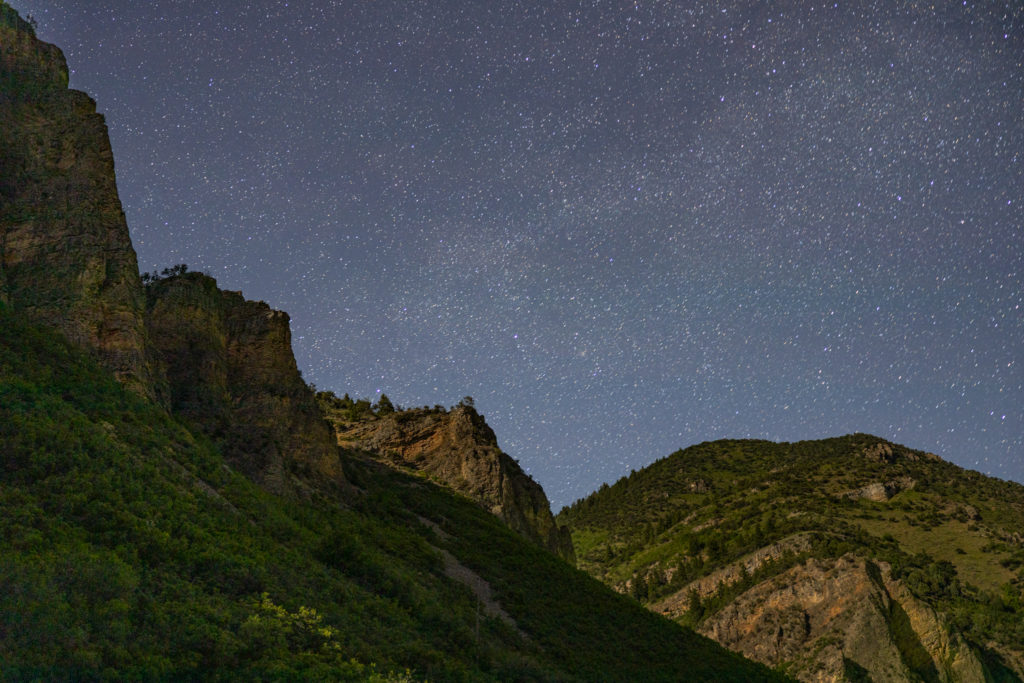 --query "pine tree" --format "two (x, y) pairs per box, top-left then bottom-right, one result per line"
(375, 394), (395, 415)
